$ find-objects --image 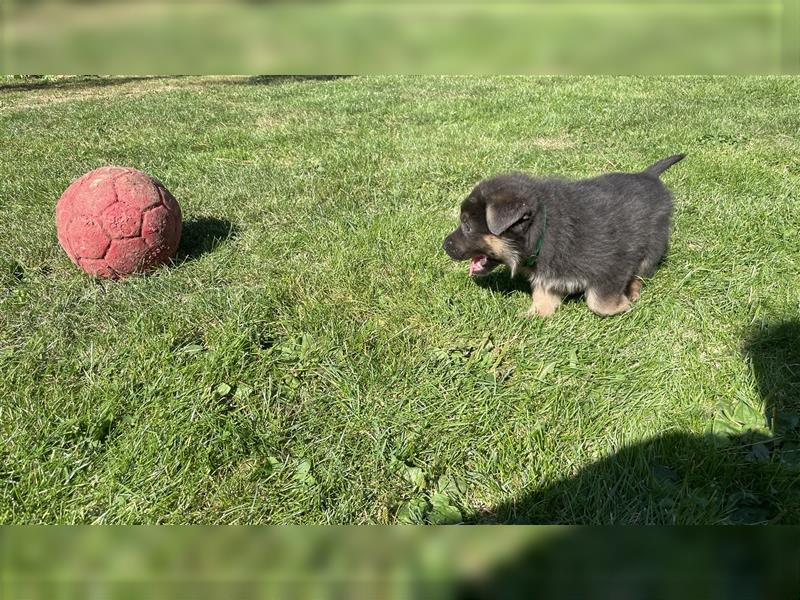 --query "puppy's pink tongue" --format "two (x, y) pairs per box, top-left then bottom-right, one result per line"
(469, 255), (487, 275)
